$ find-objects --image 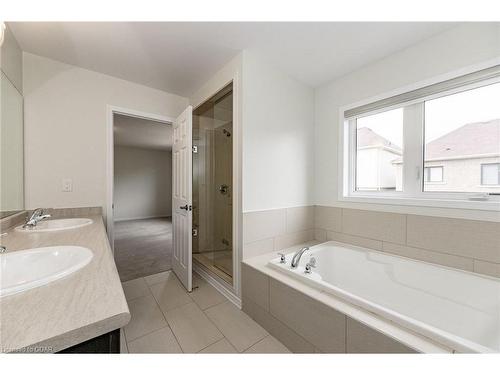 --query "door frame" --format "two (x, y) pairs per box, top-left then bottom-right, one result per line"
(191, 73), (242, 302)
(105, 105), (175, 252)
